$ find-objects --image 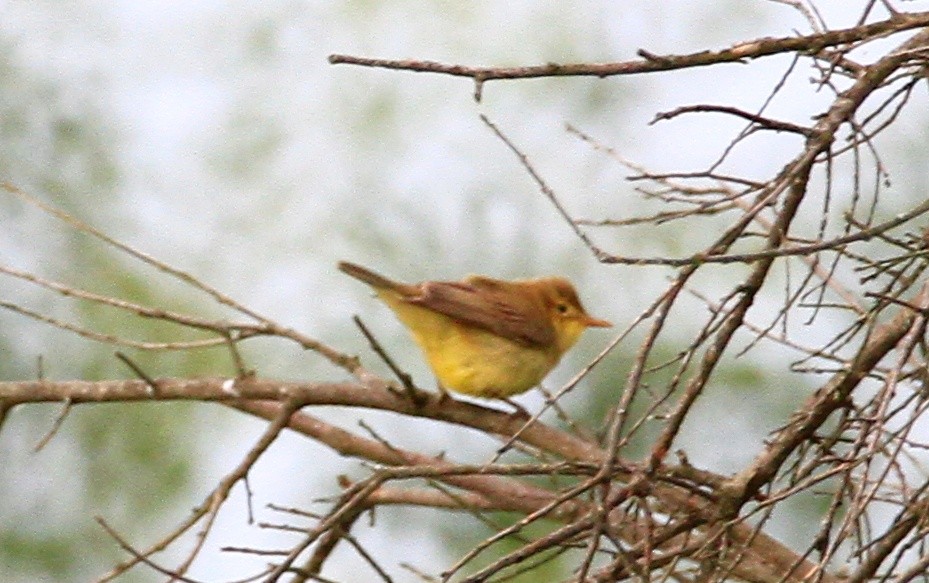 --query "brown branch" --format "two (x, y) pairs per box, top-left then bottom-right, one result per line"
(0, 371), (855, 583)
(95, 517), (204, 583)
(32, 398), (73, 452)
(479, 114), (608, 261)
(7, 13), (929, 581)
(97, 398), (301, 581)
(596, 197), (929, 267)
(239, 402), (838, 583)
(651, 104), (813, 136)
(846, 486), (929, 583)
(648, 24), (929, 471)
(328, 13), (929, 82)
(2, 184), (363, 375)
(722, 282), (929, 510)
